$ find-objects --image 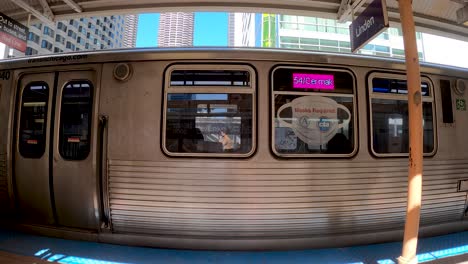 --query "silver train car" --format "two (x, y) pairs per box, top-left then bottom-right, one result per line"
(1, 48), (468, 250)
